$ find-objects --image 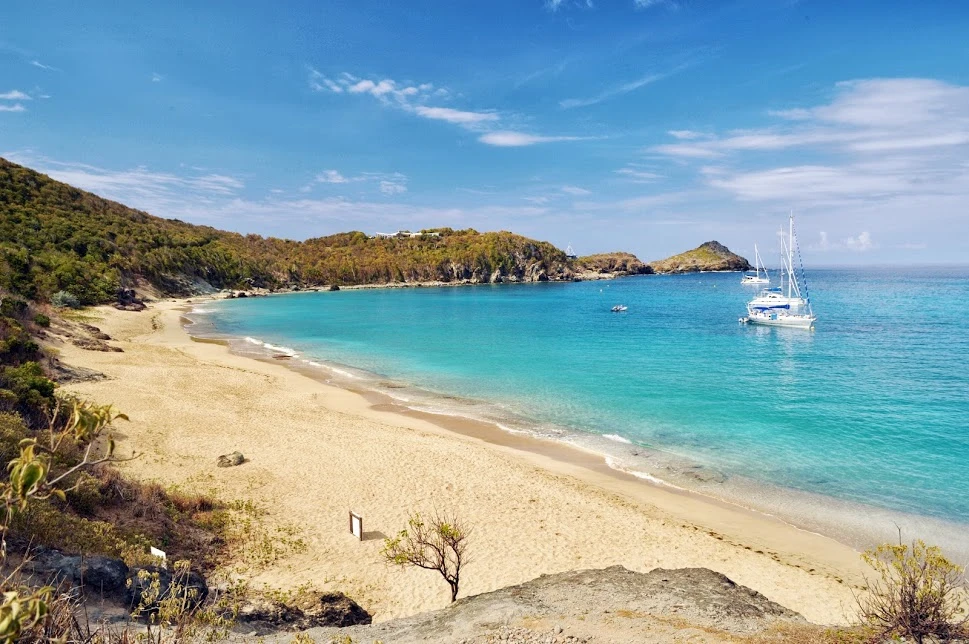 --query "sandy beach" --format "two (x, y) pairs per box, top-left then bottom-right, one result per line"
(55, 299), (867, 625)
